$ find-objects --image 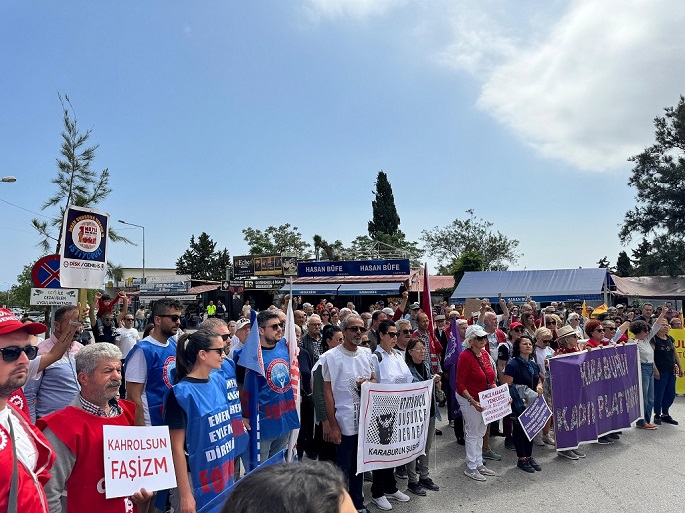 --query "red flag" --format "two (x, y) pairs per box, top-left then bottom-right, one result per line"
(285, 292), (301, 462)
(421, 264), (442, 371)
